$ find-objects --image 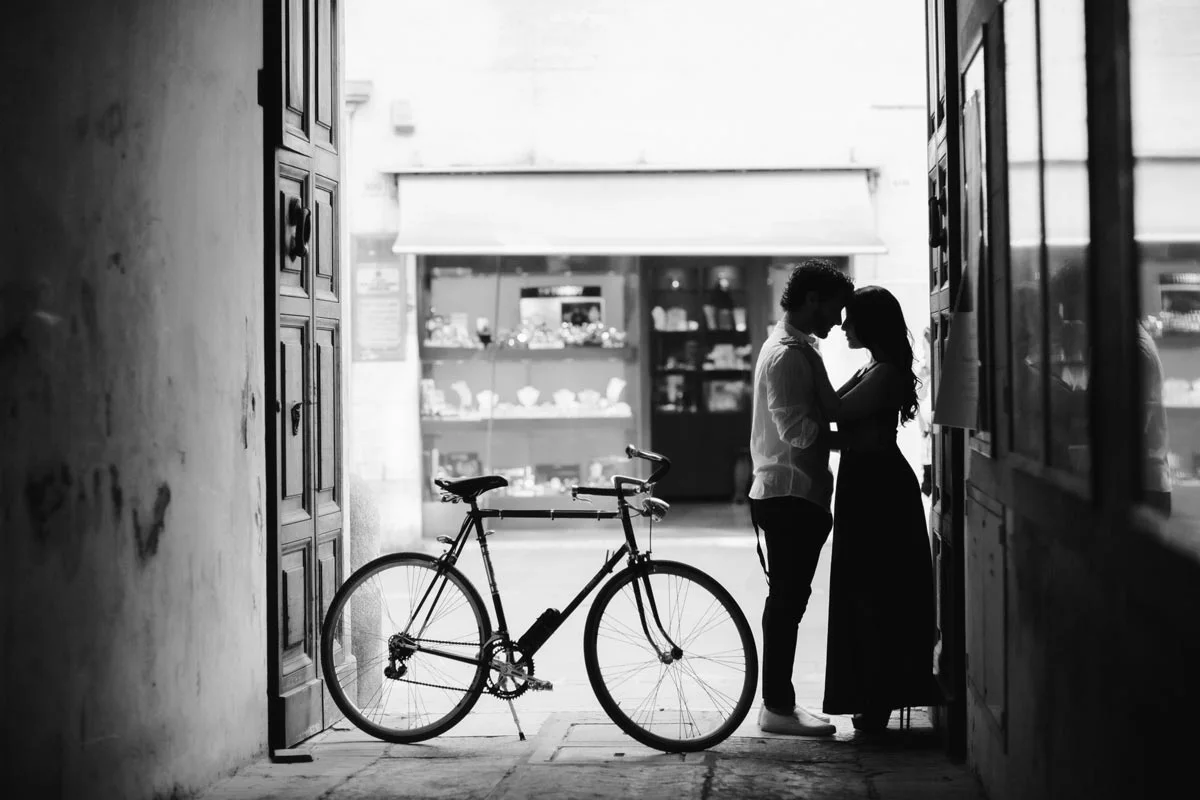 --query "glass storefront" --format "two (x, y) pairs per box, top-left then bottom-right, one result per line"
(415, 253), (853, 530)
(417, 255), (642, 532)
